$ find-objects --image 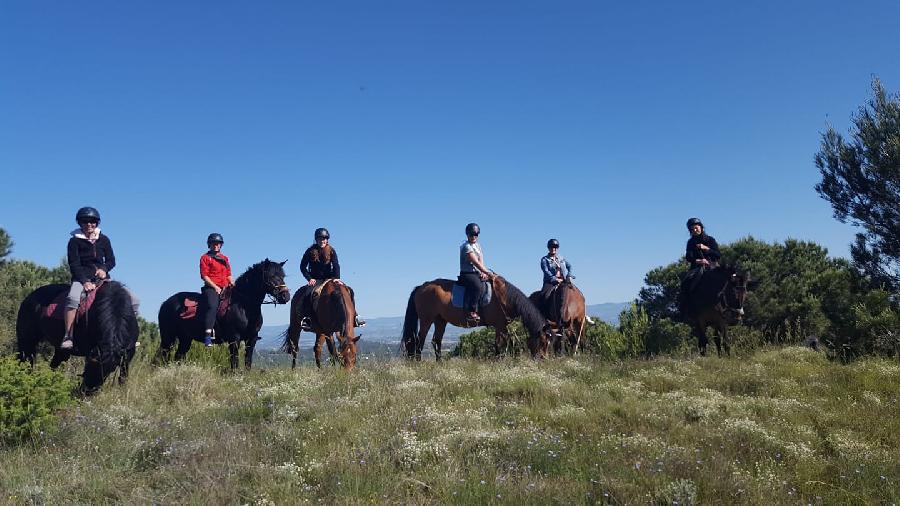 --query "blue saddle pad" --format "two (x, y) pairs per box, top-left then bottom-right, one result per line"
(451, 281), (492, 309)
